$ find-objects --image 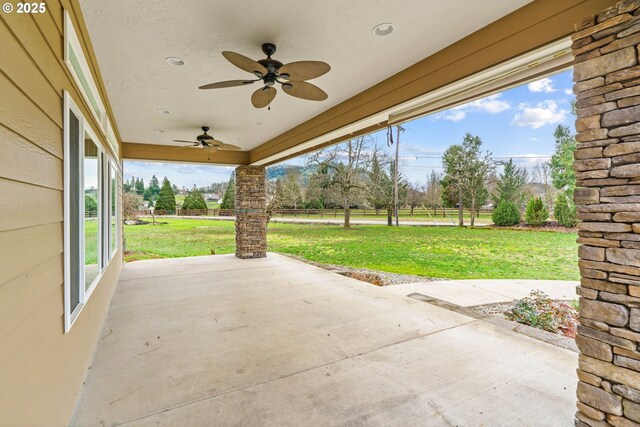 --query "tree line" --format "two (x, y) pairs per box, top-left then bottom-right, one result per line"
(266, 123), (578, 228)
